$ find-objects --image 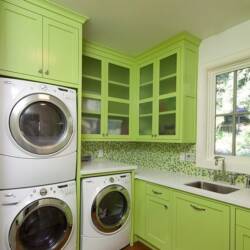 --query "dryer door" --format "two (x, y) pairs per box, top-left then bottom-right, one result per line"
(9, 198), (73, 250)
(91, 185), (130, 233)
(9, 93), (73, 155)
